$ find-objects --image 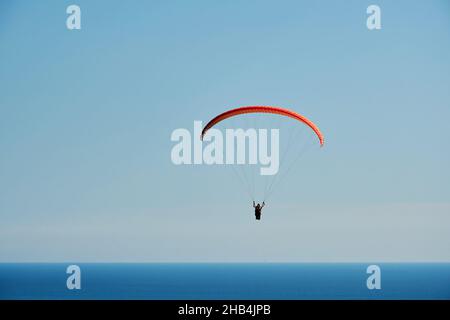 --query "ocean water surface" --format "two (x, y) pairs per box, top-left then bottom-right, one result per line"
(0, 263), (449, 300)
